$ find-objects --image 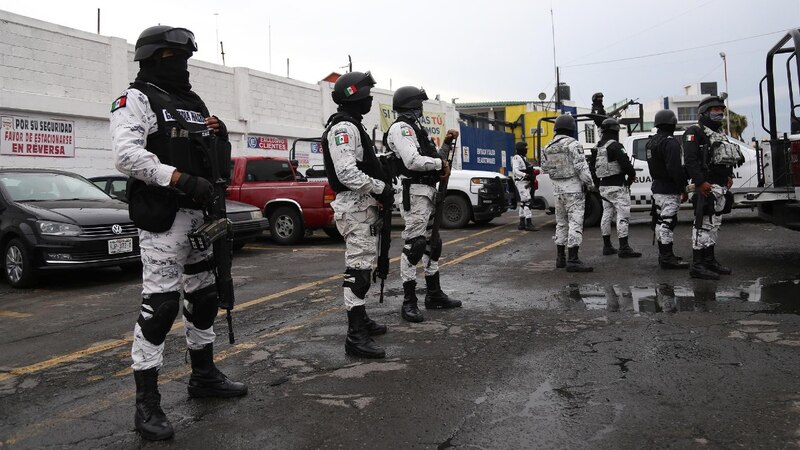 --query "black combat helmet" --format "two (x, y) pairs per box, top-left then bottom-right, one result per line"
(601, 118), (620, 132)
(654, 109), (678, 127)
(515, 141), (528, 155)
(592, 92), (604, 103)
(331, 71), (376, 104)
(134, 26), (197, 61)
(393, 86), (429, 112)
(697, 96), (726, 115)
(553, 114), (576, 133)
